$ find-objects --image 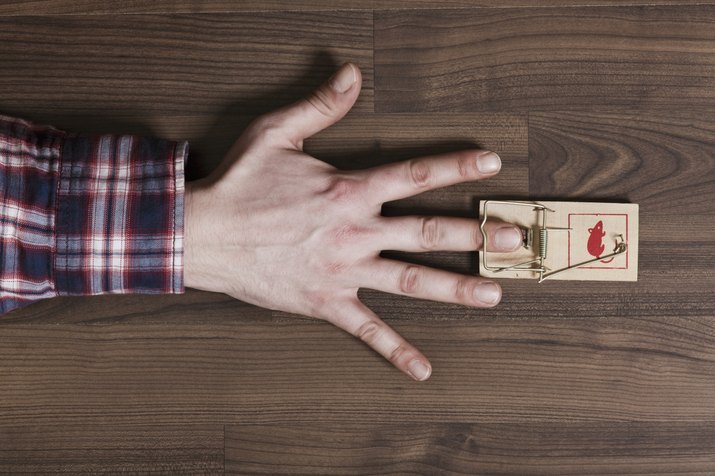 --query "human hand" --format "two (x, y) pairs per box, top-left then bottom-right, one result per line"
(184, 63), (523, 381)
